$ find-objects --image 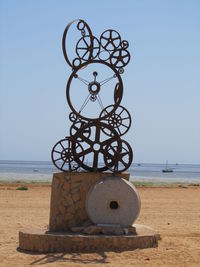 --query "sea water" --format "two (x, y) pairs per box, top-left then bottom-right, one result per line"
(0, 160), (200, 184)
